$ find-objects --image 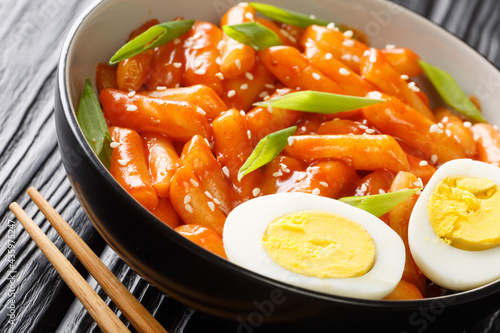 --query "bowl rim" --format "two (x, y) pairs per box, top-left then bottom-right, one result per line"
(56, 0), (500, 310)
